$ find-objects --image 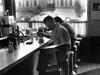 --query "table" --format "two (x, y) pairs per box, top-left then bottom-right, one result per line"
(0, 37), (49, 75)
